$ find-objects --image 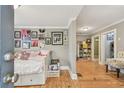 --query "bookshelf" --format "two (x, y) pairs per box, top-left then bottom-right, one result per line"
(79, 39), (91, 59)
